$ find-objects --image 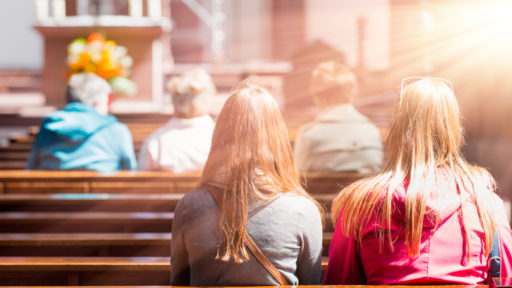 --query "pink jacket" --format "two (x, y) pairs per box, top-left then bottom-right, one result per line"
(324, 182), (512, 285)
